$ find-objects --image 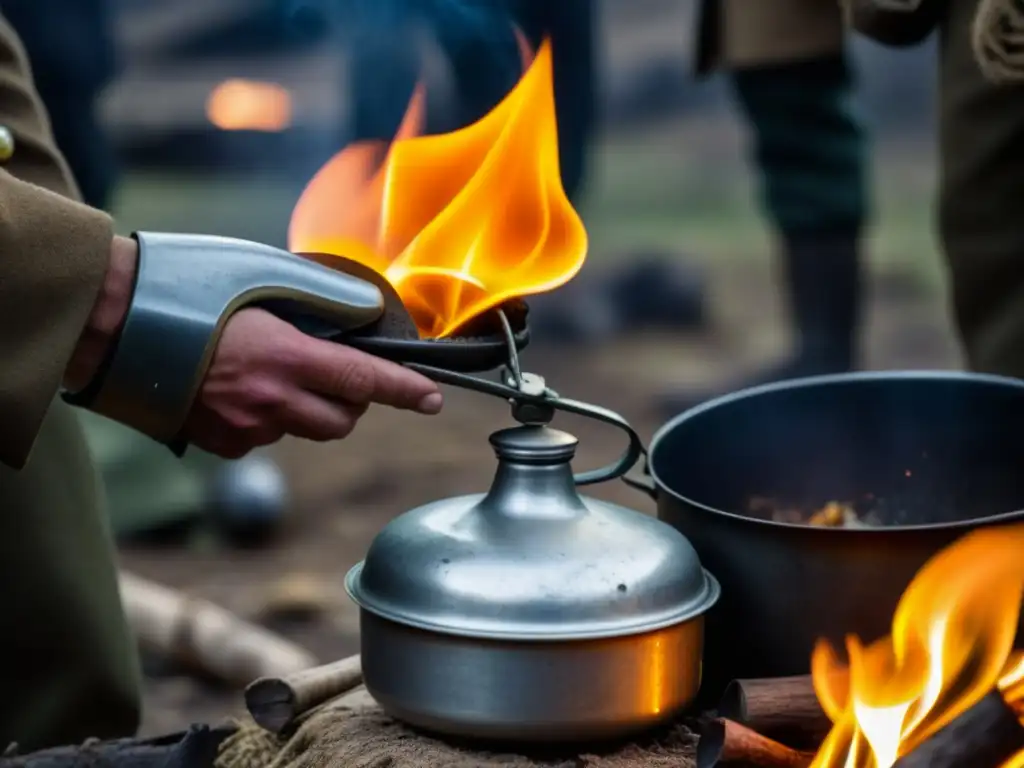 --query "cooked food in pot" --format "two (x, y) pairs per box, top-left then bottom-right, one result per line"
(747, 496), (878, 528)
